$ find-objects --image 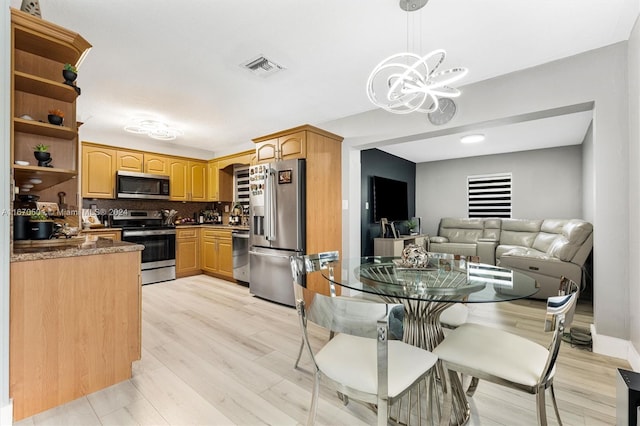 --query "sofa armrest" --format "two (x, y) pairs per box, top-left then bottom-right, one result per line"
(477, 239), (498, 265)
(430, 236), (449, 243)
